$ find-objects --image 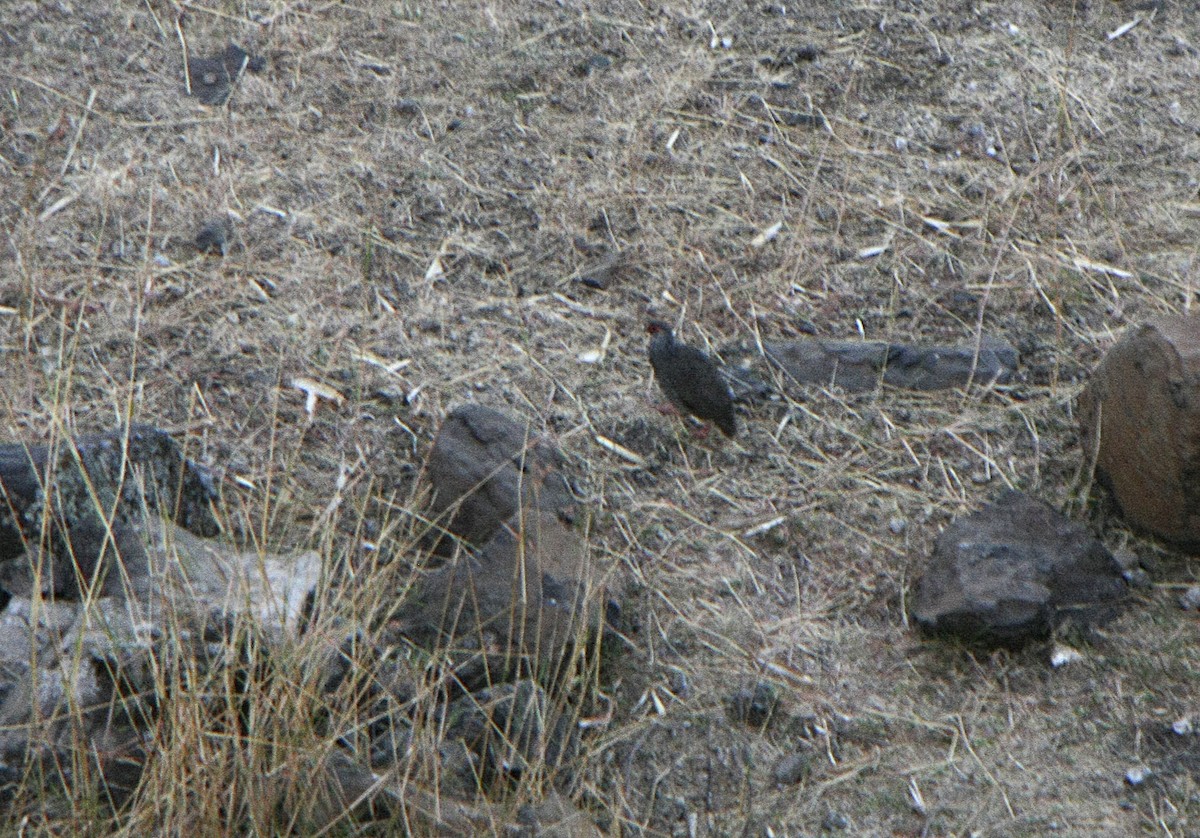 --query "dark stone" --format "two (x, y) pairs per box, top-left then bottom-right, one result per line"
(762, 44), (820, 67)
(425, 404), (575, 551)
(761, 335), (1018, 393)
(195, 216), (232, 255)
(912, 491), (1128, 646)
(1078, 315), (1200, 545)
(186, 43), (260, 105)
(0, 426), (219, 599)
(393, 510), (602, 686)
(394, 98), (422, 115)
(727, 681), (780, 727)
(771, 751), (811, 785)
(576, 53), (613, 76)
(576, 253), (623, 290)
